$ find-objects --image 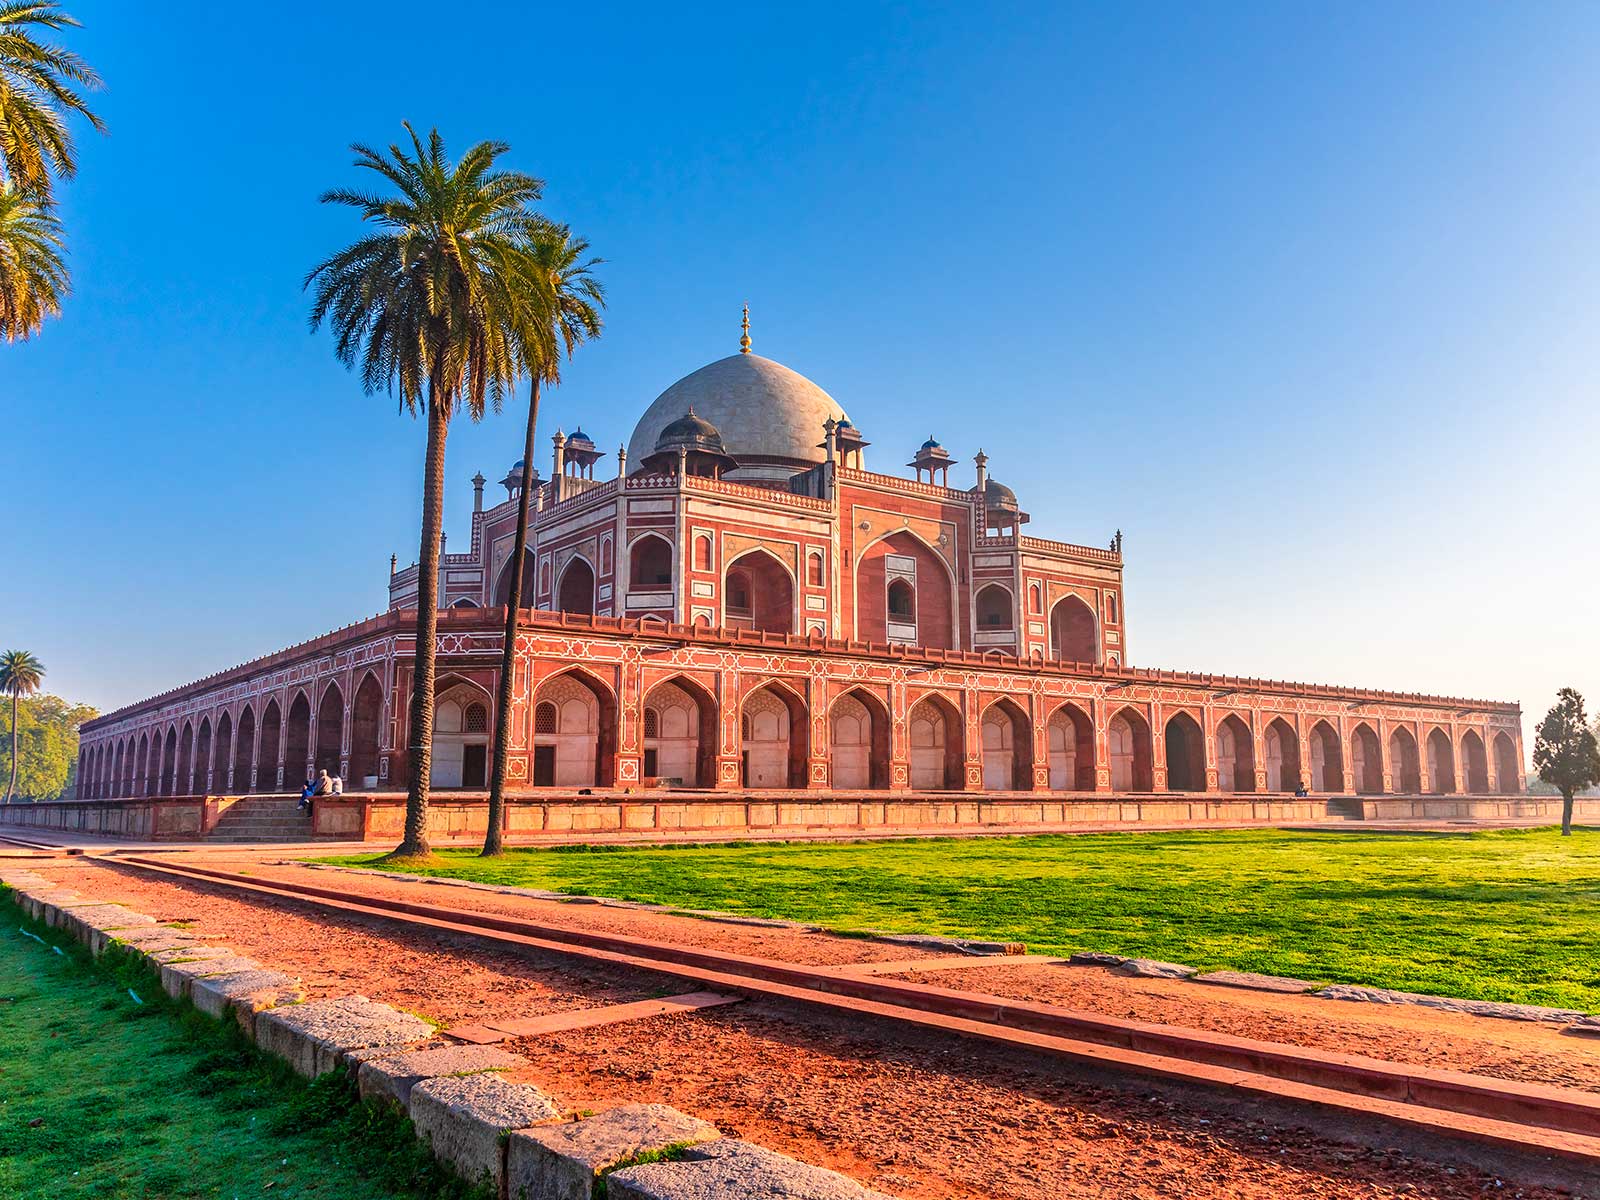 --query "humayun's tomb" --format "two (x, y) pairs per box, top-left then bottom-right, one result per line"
(52, 317), (1547, 841)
